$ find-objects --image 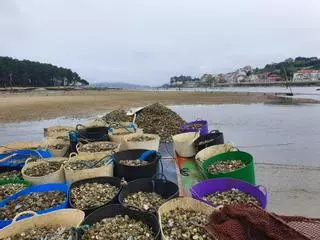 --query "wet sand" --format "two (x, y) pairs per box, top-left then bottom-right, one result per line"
(0, 90), (317, 123)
